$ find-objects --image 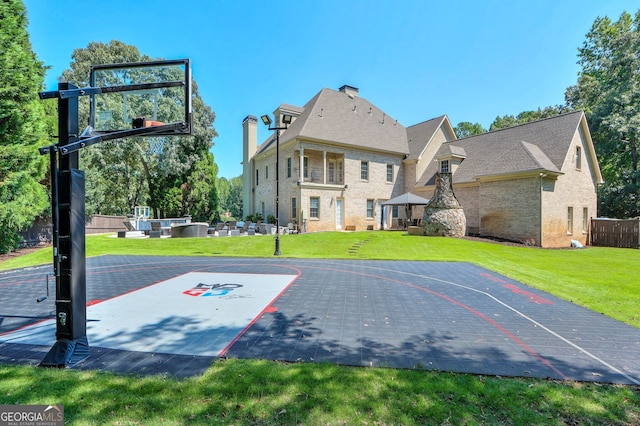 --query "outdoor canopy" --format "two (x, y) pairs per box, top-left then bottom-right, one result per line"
(380, 192), (430, 230)
(381, 192), (430, 206)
